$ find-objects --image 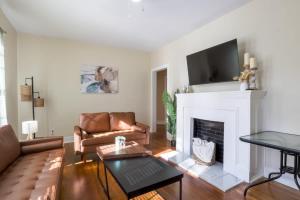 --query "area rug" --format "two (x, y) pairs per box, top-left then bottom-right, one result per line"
(133, 191), (165, 200)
